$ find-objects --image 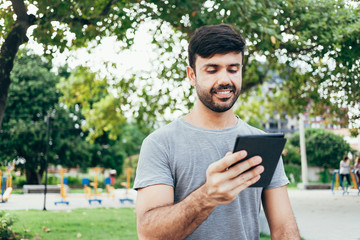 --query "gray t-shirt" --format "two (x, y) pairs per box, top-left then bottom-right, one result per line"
(134, 117), (289, 240)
